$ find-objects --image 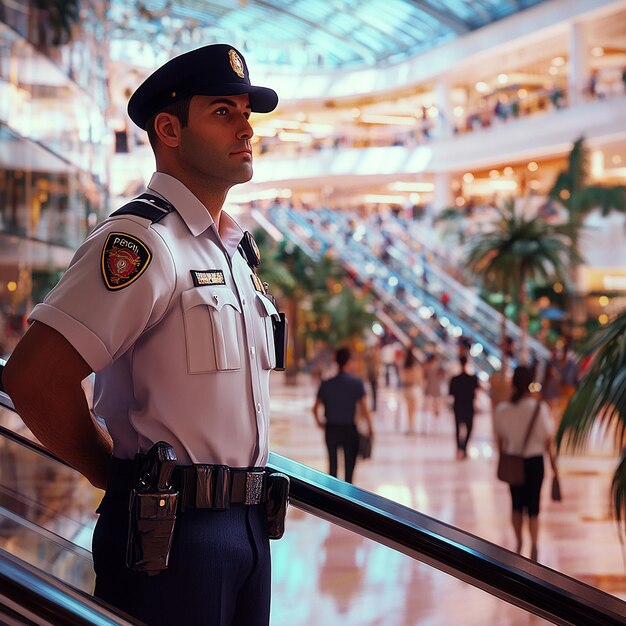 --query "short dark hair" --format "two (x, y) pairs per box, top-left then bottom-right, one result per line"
(145, 96), (193, 151)
(335, 347), (351, 368)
